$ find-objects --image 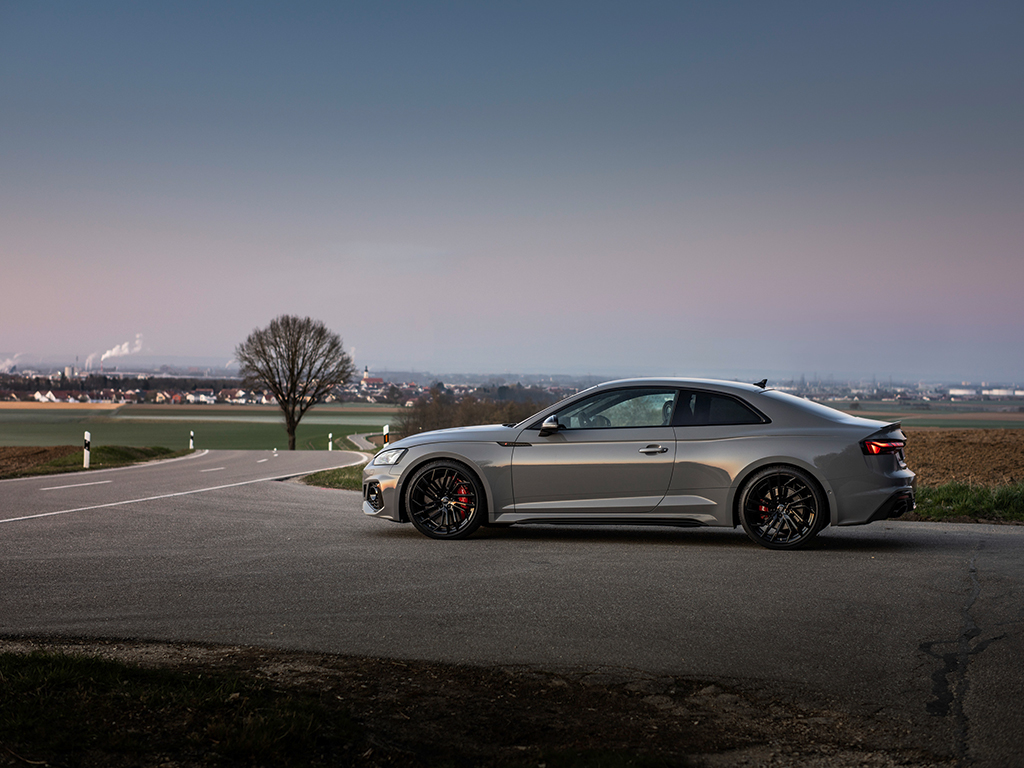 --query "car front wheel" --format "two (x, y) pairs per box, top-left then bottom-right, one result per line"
(739, 466), (826, 550)
(404, 460), (485, 540)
